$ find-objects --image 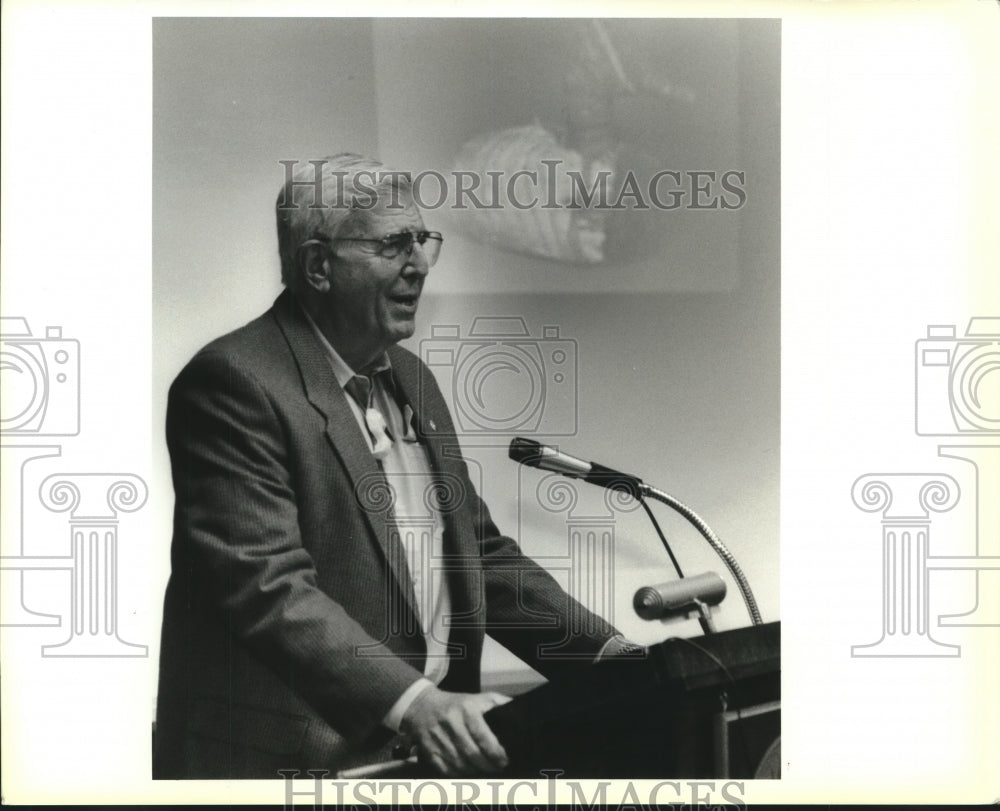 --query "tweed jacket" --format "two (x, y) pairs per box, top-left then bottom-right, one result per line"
(153, 290), (618, 778)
